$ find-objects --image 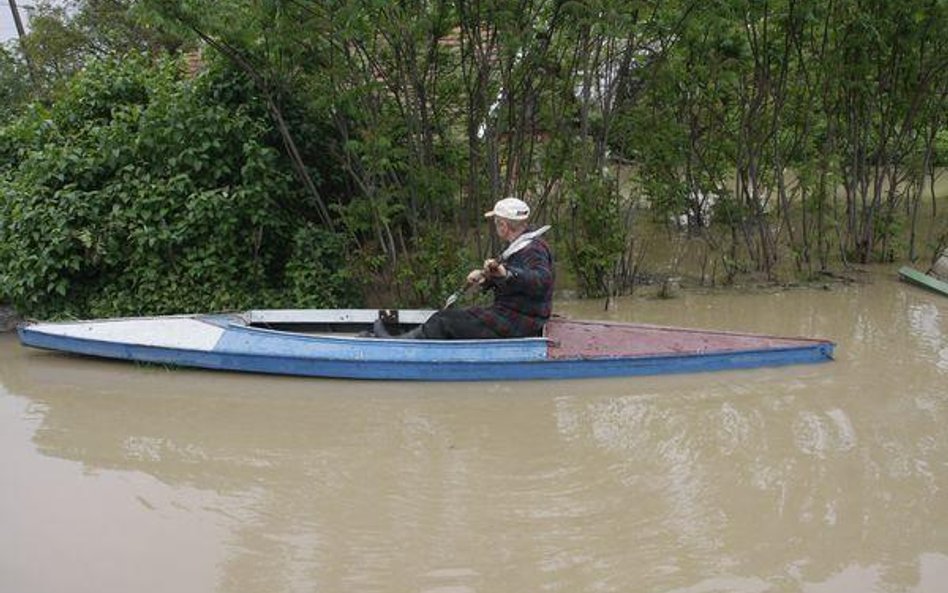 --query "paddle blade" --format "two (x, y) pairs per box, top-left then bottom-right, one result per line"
(443, 292), (459, 308)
